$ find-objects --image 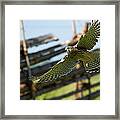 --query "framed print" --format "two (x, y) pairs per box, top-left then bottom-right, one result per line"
(0, 0), (120, 119)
